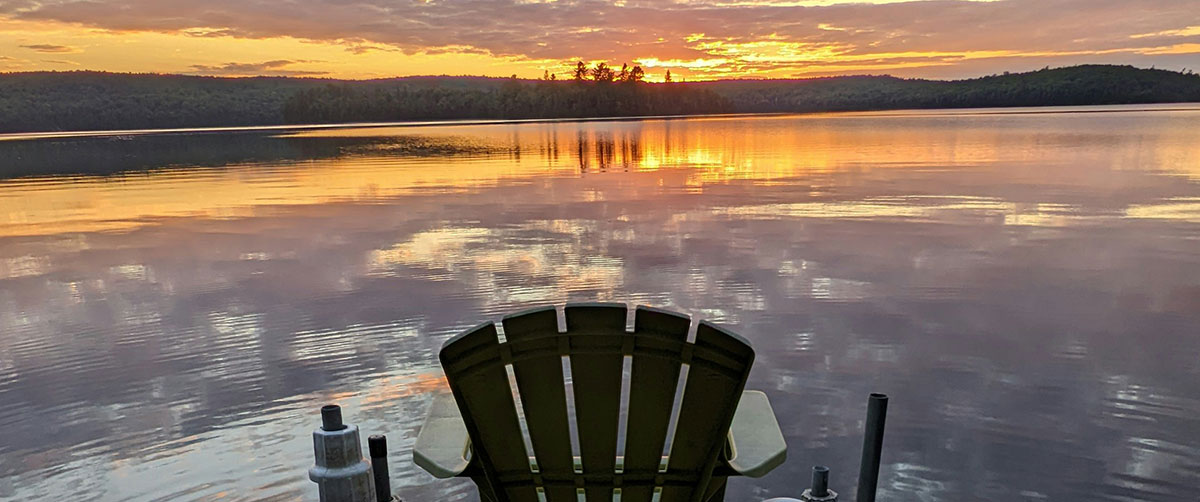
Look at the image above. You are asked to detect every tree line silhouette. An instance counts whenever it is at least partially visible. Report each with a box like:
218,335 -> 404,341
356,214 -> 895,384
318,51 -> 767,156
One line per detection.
1,65 -> 1198,133
0,72 -> 311,133
281,62 -> 729,123
693,65 -> 1200,112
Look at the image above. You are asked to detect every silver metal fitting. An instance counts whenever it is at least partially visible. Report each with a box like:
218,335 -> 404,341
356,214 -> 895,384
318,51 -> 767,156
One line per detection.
309,405 -> 376,502
801,488 -> 839,501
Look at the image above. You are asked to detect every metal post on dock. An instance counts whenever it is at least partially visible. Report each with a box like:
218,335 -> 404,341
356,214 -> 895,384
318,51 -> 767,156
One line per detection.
855,393 -> 888,502
368,435 -> 392,502
800,465 -> 838,501
764,465 -> 838,502
309,404 -> 376,502
812,466 -> 829,496
771,393 -> 889,502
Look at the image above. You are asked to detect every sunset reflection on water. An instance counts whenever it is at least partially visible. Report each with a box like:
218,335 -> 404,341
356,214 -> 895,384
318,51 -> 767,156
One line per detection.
1,105 -> 1199,501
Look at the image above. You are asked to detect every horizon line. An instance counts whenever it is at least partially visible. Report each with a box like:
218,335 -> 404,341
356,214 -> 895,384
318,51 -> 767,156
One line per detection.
1,63 -> 1194,84
5,103 -> 1199,142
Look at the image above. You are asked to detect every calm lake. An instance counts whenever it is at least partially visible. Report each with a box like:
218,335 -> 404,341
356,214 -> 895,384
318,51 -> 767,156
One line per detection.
1,105 -> 1199,501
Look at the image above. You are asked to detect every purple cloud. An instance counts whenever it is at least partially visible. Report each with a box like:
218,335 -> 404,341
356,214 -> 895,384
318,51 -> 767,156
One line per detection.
187,59 -> 328,76
20,43 -> 79,53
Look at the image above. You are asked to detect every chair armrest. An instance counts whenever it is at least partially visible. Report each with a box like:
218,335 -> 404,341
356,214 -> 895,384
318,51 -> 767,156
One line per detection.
413,392 -> 471,478
725,390 -> 787,478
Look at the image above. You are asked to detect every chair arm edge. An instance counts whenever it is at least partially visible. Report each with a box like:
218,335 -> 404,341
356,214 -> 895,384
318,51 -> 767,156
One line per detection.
412,392 -> 472,479
725,390 -> 787,478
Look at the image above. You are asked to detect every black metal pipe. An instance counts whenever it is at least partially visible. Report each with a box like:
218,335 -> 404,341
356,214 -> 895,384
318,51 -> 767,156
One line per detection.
369,434 -> 391,502
811,465 -> 830,498
856,393 -> 888,502
320,404 -> 345,431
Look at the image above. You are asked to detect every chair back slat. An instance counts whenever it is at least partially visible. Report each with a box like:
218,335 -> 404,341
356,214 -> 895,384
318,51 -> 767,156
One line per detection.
658,322 -> 754,502
503,307 -> 576,502
440,306 -> 753,502
440,322 -> 537,502
622,306 -> 691,502
564,303 -> 627,502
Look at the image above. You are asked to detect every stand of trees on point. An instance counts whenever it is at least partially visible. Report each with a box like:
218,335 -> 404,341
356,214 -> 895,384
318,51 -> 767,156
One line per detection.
281,61 -> 730,123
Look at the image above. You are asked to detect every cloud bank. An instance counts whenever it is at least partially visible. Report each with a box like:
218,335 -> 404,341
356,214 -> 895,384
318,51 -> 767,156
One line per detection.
1,0 -> 1198,77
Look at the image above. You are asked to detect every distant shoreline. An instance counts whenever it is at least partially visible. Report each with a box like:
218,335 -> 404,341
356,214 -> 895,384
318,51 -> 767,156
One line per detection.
0,112 -> 768,142
3,103 -> 1199,143
3,65 -> 1199,136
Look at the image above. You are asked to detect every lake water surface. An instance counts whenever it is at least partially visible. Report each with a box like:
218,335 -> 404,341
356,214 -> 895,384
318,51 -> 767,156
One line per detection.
1,105 -> 1199,501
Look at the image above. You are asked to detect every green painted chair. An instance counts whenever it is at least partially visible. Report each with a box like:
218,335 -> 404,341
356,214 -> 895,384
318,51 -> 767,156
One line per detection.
414,304 -> 786,502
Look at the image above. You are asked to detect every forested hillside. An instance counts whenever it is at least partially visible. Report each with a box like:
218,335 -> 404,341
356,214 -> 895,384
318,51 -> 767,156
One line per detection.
0,72 -> 515,132
1,65 -> 1197,133
0,72 -> 323,132
695,65 -> 1200,112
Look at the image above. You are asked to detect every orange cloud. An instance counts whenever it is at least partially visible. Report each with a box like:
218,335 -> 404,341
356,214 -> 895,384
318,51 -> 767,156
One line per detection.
0,0 -> 1197,79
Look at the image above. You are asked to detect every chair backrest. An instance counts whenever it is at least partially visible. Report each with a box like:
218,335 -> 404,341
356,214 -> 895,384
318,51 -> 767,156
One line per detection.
440,303 -> 755,502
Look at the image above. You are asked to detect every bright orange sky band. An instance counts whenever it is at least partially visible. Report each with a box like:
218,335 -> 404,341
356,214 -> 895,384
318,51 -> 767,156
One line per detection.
1,0 -> 1198,81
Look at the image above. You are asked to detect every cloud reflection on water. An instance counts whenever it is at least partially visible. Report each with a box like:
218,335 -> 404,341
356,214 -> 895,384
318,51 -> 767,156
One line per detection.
0,106 -> 1199,501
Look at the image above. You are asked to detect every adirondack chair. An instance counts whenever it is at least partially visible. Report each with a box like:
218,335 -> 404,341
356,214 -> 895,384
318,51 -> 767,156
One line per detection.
413,304 -> 787,502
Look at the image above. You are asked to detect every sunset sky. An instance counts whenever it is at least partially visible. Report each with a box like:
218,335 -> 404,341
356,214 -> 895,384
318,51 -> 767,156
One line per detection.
1,0 -> 1198,81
